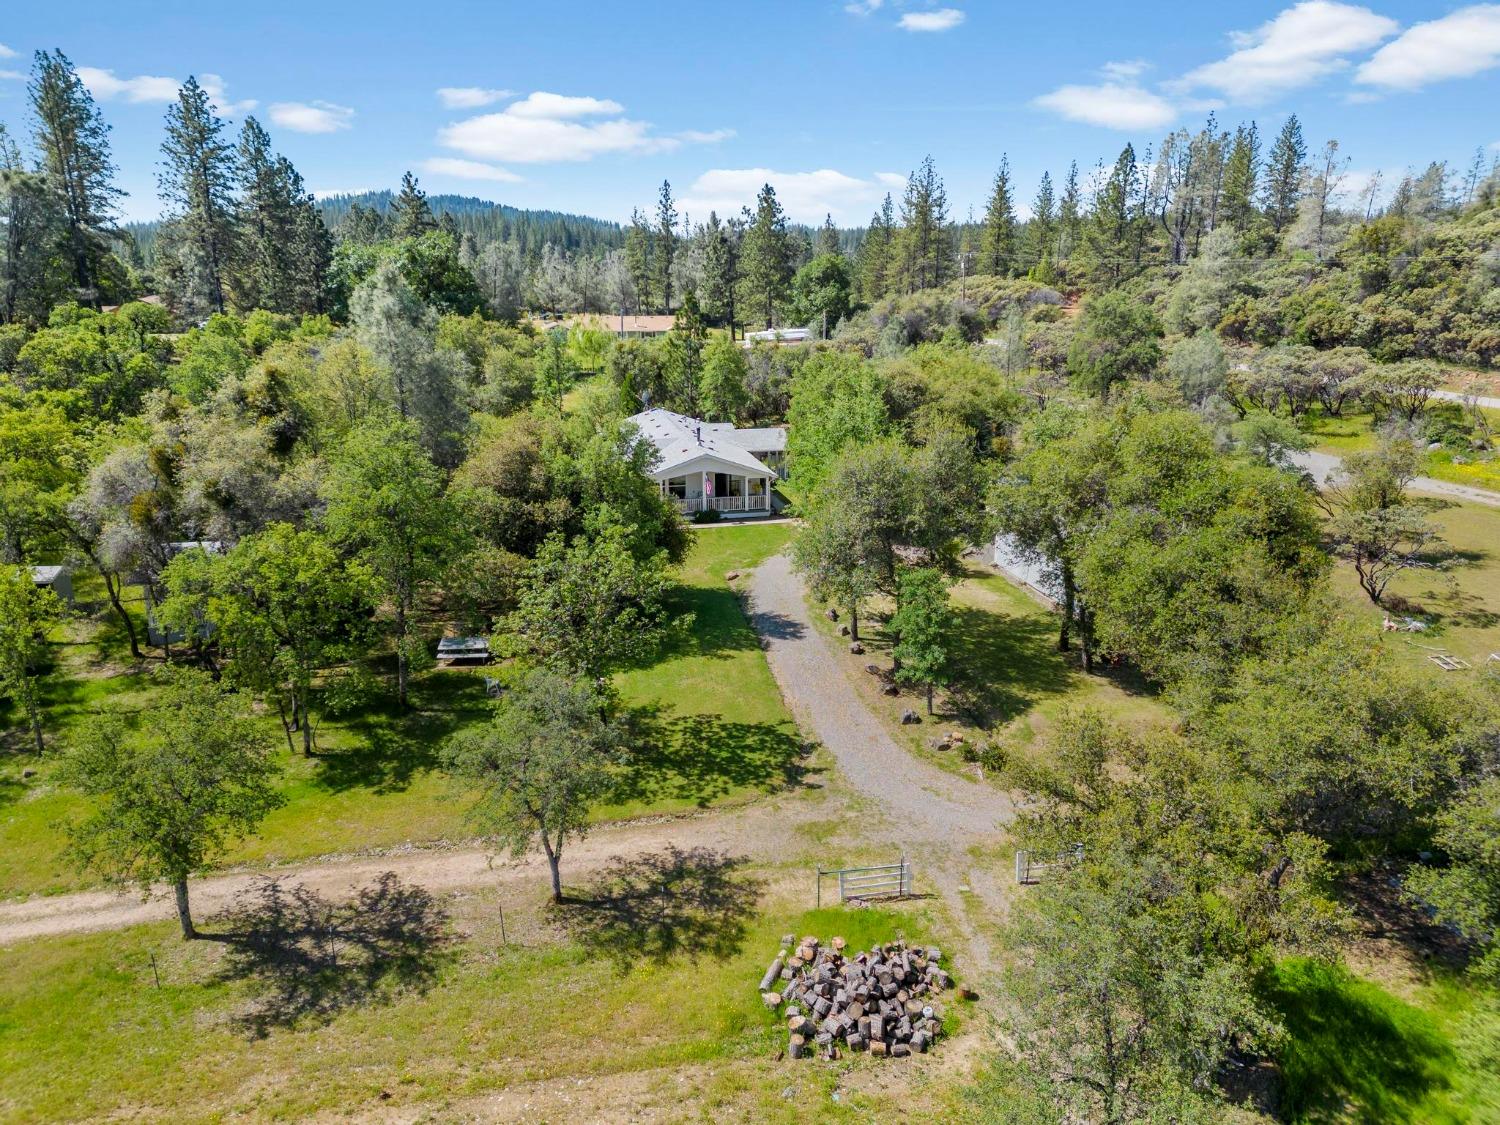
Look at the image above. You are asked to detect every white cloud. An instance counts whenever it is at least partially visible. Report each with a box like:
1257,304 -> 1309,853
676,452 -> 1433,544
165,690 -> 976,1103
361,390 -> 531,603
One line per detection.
0,43 -> 16,59
436,86 -> 514,109
845,0 -> 883,13
76,67 -> 258,116
875,171 -> 908,188
78,67 -> 179,103
899,8 -> 966,32
1101,59 -> 1151,80
1174,1 -> 1397,101
0,70 -> 21,81
1355,5 -> 1500,90
1033,80 -> 1177,130
199,74 -> 256,117
438,90 -> 723,164
503,92 -> 624,119
679,168 -> 895,224
420,156 -> 523,183
677,128 -> 735,144
269,100 -> 354,133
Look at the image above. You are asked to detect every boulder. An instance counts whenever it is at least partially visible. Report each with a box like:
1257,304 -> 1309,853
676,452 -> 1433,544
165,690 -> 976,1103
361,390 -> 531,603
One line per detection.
849,642 -> 865,655
900,708 -> 920,724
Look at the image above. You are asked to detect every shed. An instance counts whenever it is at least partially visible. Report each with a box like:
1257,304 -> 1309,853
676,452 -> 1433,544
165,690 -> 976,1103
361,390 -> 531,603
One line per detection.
29,565 -> 73,605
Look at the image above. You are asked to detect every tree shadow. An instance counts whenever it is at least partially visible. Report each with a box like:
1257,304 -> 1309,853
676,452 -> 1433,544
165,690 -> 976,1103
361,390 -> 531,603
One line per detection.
942,604 -> 1078,728
612,704 -> 819,807
747,608 -> 806,642
1261,957 -> 1456,1121
207,872 -> 455,1038
310,674 -> 492,795
548,845 -> 763,970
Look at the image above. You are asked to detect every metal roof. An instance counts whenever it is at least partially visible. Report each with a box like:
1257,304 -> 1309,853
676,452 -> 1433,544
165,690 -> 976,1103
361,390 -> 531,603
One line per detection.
627,409 -> 775,476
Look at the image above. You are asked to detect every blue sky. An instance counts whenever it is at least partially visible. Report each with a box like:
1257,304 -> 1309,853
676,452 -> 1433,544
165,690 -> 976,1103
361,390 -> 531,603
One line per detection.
2,0 -> 1498,225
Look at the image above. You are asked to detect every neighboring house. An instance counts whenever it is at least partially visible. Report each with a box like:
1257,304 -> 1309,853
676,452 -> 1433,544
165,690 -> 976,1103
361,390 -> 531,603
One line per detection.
628,409 -> 786,517
537,313 -> 676,339
744,326 -> 812,346
29,565 -> 73,605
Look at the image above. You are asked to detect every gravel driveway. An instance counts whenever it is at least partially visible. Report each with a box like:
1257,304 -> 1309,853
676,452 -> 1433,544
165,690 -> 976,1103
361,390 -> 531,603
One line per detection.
747,553 -> 1012,840
1291,449 -> 1500,508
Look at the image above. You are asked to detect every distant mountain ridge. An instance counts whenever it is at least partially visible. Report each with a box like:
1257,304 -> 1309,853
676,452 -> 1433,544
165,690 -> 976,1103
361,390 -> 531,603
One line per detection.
125,191 -> 625,265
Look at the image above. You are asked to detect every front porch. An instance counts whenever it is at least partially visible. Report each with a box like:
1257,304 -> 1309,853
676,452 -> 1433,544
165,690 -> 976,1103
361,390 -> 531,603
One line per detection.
662,469 -> 773,517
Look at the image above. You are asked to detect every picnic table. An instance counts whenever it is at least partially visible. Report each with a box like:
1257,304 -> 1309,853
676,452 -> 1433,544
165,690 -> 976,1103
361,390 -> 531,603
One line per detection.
436,636 -> 492,665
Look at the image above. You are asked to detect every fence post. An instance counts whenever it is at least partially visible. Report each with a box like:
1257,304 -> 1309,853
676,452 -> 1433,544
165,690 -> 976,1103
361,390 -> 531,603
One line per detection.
816,865 -> 822,909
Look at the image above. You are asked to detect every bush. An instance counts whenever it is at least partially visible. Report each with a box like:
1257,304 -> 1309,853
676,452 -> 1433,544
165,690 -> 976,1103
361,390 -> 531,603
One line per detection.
692,508 -> 722,524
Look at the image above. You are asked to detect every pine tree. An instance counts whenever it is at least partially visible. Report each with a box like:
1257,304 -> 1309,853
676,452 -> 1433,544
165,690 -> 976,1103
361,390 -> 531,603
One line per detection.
816,213 -> 841,257
1082,146 -> 1142,288
0,125 -> 68,323
1026,171 -> 1055,273
978,156 -> 1017,276
624,208 -> 654,312
897,155 -> 950,291
390,171 -> 437,238
1221,122 -> 1260,231
653,180 -> 677,312
859,194 -> 896,302
27,49 -> 122,305
158,76 -> 239,316
234,116 -> 329,312
699,211 -> 741,333
1261,115 -> 1306,233
1057,161 -> 1082,263
739,183 -> 793,328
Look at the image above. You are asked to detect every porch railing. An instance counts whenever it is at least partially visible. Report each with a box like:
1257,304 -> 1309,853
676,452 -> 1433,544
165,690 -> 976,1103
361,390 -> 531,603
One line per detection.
673,496 -> 769,514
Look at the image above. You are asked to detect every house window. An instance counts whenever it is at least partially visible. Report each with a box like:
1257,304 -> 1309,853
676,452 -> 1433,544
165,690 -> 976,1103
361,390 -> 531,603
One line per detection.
666,476 -> 688,499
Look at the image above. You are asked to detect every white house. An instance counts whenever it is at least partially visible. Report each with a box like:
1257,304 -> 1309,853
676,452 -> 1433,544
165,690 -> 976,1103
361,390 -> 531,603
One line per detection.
629,409 -> 786,517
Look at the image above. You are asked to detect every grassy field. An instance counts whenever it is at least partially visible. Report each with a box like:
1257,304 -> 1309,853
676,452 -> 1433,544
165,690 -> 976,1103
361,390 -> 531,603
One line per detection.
0,874 -> 972,1123
0,523 -> 801,899
808,563 -> 1172,777
1265,958 -> 1500,1123
1302,408 -> 1500,493
1329,497 -> 1500,677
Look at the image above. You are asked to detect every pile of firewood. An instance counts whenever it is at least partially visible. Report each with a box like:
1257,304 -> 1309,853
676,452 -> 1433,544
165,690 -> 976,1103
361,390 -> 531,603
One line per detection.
758,935 -> 950,1060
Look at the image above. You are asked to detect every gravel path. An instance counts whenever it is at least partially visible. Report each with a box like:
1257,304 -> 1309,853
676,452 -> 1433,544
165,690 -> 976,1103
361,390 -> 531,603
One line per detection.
0,801 -> 818,944
1291,449 -> 1500,508
747,552 -> 1012,840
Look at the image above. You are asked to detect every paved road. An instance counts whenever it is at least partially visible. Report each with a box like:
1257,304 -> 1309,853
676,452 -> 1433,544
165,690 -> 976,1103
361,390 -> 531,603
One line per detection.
1290,449 -> 1500,508
1433,389 -> 1500,411
747,553 -> 1013,839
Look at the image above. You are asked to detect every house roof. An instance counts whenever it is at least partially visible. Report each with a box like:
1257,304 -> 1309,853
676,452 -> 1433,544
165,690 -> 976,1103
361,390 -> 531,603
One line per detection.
627,409 -> 775,476
716,426 -> 787,453
536,314 -> 676,336
29,565 -> 65,584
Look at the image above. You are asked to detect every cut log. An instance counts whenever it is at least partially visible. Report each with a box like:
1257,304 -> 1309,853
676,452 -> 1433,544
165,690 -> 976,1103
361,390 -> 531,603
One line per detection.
912,1031 -> 930,1053
759,958 -> 785,993
762,991 -> 782,1009
787,1015 -> 811,1036
891,1042 -> 911,1058
870,1039 -> 888,1057
789,1033 -> 808,1059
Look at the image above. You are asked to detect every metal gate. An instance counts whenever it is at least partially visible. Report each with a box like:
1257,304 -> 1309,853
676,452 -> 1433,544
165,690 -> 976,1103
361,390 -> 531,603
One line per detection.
1014,844 -> 1084,884
816,856 -> 913,905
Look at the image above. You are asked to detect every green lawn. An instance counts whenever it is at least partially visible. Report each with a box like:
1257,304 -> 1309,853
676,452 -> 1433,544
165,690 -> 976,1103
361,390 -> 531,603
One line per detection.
1302,407 -> 1500,494
1264,958 -> 1500,1123
809,564 -> 1171,775
0,524 -> 802,898
0,879 -> 966,1123
1330,498 -> 1500,677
